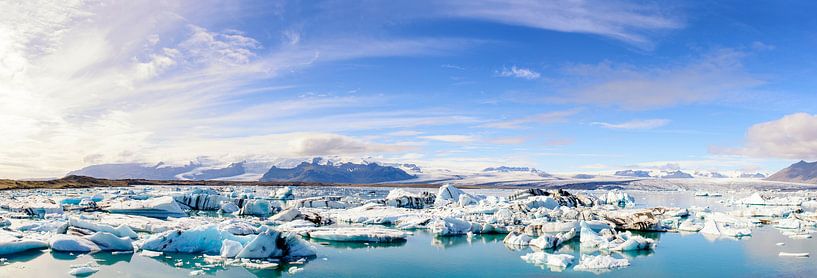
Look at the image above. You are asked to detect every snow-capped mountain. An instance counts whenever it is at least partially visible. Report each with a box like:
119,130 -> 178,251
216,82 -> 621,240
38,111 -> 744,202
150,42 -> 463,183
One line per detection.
259,158 -> 415,183
614,170 -> 652,178
482,166 -> 552,177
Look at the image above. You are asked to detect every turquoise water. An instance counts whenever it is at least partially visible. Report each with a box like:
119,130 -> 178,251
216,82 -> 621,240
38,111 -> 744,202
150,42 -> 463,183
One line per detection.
1,189 -> 815,277
1,227 -> 815,277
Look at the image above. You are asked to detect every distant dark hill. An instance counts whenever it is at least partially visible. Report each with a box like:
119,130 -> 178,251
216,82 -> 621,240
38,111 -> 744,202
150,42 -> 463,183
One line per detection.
260,160 -> 415,183
767,160 -> 817,184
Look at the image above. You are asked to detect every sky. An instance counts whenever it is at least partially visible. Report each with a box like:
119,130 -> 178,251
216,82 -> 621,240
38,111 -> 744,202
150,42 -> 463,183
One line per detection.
2,0 -> 817,179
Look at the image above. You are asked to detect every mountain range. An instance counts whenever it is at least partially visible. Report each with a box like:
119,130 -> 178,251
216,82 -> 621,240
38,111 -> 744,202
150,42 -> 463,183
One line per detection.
766,160 -> 817,184
67,157 -> 791,185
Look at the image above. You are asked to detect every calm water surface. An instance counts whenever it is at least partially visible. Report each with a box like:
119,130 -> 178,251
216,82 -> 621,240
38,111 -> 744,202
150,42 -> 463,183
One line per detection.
1,190 -> 814,277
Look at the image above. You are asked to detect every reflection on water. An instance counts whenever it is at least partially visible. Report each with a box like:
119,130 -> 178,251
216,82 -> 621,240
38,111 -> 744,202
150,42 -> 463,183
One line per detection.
2,191 -> 817,277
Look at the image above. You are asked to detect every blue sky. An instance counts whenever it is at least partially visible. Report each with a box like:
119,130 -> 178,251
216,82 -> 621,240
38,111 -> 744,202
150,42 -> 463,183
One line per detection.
2,0 -> 817,178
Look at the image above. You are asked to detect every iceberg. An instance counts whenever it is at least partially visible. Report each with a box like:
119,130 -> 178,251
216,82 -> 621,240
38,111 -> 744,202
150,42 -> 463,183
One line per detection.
107,196 -> 187,219
503,232 -> 533,247
269,207 -> 301,222
0,235 -> 49,255
220,239 -> 243,258
49,234 -> 100,252
308,227 -> 410,242
700,219 -> 751,237
529,228 -> 576,250
86,232 -> 134,251
678,220 -> 703,232
602,191 -> 636,208
435,184 -> 470,207
384,189 -> 435,209
174,193 -> 227,211
237,199 -> 278,217
141,224 -> 246,254
69,217 -> 138,239
291,196 -> 347,209
236,229 -> 315,259
272,187 -> 295,200
69,266 -> 99,276
573,254 -> 630,272
430,217 -> 473,236
520,252 -> 575,269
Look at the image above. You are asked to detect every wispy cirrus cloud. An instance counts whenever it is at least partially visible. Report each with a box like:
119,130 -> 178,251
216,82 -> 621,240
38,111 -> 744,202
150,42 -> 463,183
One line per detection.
558,48 -> 765,110
480,109 -> 579,129
420,135 -> 477,143
0,1 -> 473,178
592,119 -> 670,129
438,0 -> 684,47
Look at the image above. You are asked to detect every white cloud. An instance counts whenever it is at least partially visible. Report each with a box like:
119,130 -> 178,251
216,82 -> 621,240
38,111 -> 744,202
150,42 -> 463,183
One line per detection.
420,135 -> 477,143
592,119 -> 670,129
481,109 -> 578,129
497,66 -> 541,80
0,1 -> 472,178
714,113 -> 817,160
439,0 -> 683,46
561,48 -> 764,110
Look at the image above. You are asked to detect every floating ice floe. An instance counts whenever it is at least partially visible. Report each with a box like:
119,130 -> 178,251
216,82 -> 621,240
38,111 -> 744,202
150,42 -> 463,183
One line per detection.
141,224 -> 315,260
308,227 -> 410,242
778,252 -> 809,257
579,221 -> 656,251
573,254 -> 630,272
383,189 -> 435,209
602,191 -> 636,208
49,234 -> 100,252
699,219 -> 752,237
520,252 -> 575,270
529,229 -> 576,250
237,199 -> 279,217
0,233 -> 49,255
68,266 -> 99,276
106,196 -> 187,219
69,217 -> 138,239
86,232 -> 134,251
141,224 -> 250,253
291,197 -> 347,209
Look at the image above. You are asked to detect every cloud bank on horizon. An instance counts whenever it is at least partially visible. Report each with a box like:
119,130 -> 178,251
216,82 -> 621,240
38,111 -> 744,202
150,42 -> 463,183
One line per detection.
1,0 -> 817,178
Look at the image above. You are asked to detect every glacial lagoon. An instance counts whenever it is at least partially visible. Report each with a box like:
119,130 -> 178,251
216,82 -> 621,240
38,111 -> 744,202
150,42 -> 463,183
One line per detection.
0,187 -> 815,277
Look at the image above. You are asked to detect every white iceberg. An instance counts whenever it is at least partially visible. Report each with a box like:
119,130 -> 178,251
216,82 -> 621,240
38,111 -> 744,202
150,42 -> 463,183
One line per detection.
69,217 -> 138,239
308,227 -> 410,242
220,239 -> 243,258
700,219 -> 751,237
0,234 -> 49,255
141,224 -> 248,254
236,229 -> 315,259
107,196 -> 187,219
529,229 -> 576,250
573,254 -> 630,272
86,232 -> 134,251
49,234 -> 100,252
69,266 -> 99,276
520,252 -> 575,269
238,199 -> 278,216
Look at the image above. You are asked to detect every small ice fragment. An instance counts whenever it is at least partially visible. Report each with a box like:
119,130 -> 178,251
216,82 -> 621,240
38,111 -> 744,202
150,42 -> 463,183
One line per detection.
140,250 -> 163,257
779,252 -> 809,257
288,267 -> 303,274
69,266 -> 99,276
